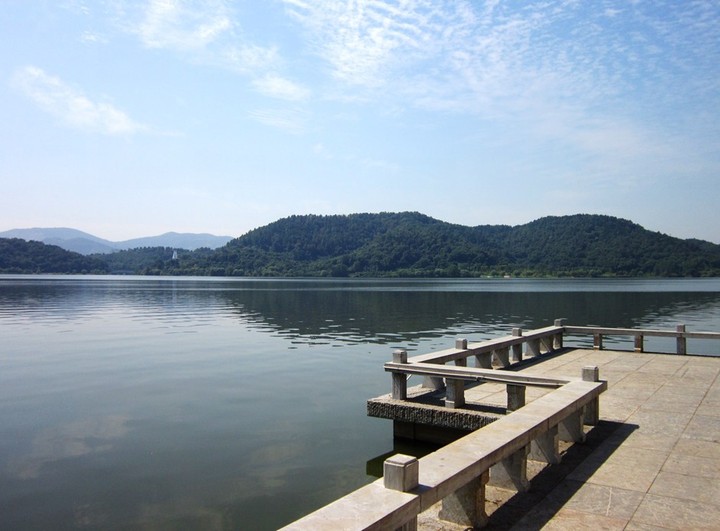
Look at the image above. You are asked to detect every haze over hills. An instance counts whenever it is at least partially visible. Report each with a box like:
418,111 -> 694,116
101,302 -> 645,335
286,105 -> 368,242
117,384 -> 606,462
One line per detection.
0,228 -> 233,255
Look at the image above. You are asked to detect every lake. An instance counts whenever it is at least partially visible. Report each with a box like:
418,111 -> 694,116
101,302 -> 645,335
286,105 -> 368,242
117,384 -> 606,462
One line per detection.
1,275 -> 719,530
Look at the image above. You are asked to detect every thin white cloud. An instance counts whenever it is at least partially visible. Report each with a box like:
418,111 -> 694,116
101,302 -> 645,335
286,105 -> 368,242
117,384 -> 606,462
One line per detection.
248,108 -> 307,134
80,31 -> 108,44
133,0 -> 232,50
12,66 -> 147,135
116,0 -> 280,74
253,75 -> 310,101
218,43 -> 280,74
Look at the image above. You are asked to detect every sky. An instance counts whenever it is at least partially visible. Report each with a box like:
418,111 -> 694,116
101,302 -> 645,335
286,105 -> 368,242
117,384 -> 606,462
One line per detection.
1,1 -> 719,243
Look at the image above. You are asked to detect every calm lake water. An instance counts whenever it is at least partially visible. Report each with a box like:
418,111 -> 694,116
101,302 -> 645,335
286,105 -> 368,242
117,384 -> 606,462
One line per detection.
1,275 -> 719,530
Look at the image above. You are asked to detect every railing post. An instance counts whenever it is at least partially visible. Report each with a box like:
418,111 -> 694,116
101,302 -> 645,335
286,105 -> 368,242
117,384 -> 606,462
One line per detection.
511,328 -> 523,362
506,384 -> 526,412
593,333 -> 603,350
634,334 -> 644,352
447,339 -> 467,408
384,454 -> 419,531
438,470 -> 489,528
446,378 -> 465,409
455,338 -> 468,367
493,346 -> 510,368
526,338 -> 540,358
489,445 -> 529,492
582,366 -> 600,425
475,351 -> 492,369
392,349 -> 408,400
676,324 -> 687,355
384,454 -> 419,492
529,425 -> 560,464
553,318 -> 566,349
559,408 -> 586,443
540,335 -> 553,354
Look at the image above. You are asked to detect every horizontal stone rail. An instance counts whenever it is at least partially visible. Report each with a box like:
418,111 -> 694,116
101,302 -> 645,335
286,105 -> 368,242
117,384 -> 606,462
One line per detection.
384,362 -> 569,388
564,324 -> 720,355
281,372 -> 606,530
408,323 -> 565,365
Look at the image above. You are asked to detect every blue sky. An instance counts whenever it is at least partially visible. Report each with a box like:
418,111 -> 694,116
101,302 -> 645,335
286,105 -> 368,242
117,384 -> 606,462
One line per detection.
1,1 -> 718,242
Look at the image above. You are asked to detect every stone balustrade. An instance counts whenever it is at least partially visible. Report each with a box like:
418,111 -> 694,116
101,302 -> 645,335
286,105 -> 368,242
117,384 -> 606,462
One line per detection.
281,368 -> 606,530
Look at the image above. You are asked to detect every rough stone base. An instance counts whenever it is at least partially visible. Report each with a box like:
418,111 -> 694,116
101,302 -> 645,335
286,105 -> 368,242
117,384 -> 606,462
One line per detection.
367,386 -> 501,443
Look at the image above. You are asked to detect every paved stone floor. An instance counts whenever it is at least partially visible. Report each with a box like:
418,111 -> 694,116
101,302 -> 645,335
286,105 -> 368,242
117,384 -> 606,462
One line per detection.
418,348 -> 720,530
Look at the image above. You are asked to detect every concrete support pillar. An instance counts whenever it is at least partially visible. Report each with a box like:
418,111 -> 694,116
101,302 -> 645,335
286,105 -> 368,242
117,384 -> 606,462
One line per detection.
511,328 -> 523,363
446,379 -> 465,409
559,408 -> 586,443
530,425 -> 560,464
493,347 -> 510,368
506,384 -> 526,412
540,336 -> 553,354
422,371 -> 445,390
438,470 -> 489,528
392,349 -> 408,400
582,366 -> 600,425
490,445 -> 529,491
676,324 -> 687,355
593,333 -> 603,350
634,335 -> 644,352
526,338 -> 540,358
475,352 -> 492,369
384,454 -> 419,531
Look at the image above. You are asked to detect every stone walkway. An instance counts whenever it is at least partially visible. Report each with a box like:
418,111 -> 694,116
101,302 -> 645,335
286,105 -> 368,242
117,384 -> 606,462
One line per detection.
420,348 -> 720,530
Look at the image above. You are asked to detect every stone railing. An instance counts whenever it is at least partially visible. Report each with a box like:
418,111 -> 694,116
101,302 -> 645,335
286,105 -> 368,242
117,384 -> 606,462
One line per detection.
281,367 -> 606,530
563,324 -> 720,355
281,321 -> 717,530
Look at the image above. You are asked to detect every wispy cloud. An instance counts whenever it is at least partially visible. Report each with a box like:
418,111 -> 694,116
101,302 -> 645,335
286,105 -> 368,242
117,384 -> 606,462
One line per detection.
12,66 -> 148,135
253,74 -> 310,101
279,0 -> 719,189
117,0 -> 280,73
132,0 -> 232,50
248,108 -> 307,134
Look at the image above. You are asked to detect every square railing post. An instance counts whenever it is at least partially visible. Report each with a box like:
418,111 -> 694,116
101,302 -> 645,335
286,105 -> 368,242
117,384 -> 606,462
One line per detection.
392,349 -> 408,400
593,333 -> 603,350
553,318 -> 566,349
506,384 -> 526,412
446,378 -> 465,408
445,339 -> 467,408
676,324 -> 687,355
455,338 -> 468,368
384,454 -> 419,531
511,328 -> 523,362
634,334 -> 644,352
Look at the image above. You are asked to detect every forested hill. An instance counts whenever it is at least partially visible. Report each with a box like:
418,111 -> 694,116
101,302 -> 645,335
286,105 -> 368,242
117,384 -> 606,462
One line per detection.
0,238 -> 109,274
169,212 -> 720,277
2,213 -> 720,277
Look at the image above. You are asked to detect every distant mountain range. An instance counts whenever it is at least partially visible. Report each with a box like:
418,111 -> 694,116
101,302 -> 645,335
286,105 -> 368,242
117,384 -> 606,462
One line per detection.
0,228 -> 233,255
2,213 -> 720,277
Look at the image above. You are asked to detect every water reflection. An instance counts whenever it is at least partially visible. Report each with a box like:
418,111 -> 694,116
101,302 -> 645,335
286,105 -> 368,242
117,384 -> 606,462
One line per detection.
8,416 -> 130,480
2,277 -> 720,348
0,276 -> 719,530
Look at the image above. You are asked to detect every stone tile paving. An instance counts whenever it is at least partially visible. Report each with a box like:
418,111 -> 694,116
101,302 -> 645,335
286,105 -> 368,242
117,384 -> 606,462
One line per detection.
419,348 -> 720,530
